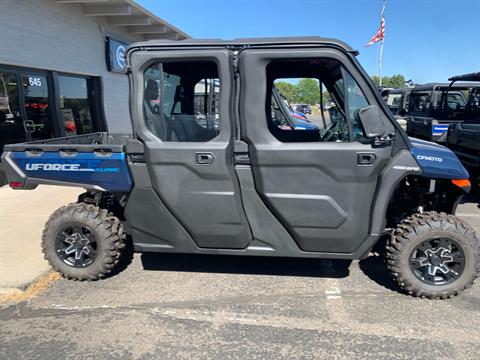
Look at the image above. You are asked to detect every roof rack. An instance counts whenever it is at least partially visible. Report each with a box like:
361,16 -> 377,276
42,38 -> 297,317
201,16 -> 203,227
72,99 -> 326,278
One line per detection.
448,72 -> 480,82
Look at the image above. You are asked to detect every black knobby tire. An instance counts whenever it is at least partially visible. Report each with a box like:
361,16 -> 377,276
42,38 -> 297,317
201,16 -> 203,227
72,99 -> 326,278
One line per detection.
387,211 -> 480,299
386,212 -> 480,299
42,202 -> 126,280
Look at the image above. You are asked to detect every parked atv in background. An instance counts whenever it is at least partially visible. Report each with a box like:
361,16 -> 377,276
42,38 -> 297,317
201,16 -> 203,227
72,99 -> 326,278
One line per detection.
2,37 -> 479,299
295,104 -> 312,115
442,72 -> 480,188
384,87 -> 413,130
407,82 -> 477,142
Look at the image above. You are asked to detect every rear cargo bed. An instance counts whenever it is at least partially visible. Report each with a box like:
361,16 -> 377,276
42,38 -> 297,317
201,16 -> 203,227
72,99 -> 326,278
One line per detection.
3,132 -> 131,153
1,133 -> 133,192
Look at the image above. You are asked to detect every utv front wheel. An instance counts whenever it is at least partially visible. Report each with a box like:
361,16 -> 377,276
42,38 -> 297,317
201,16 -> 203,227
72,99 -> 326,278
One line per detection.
387,212 -> 480,299
42,203 -> 126,280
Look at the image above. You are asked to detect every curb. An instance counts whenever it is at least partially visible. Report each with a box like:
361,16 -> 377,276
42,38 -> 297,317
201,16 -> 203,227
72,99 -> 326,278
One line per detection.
0,272 -> 61,304
0,288 -> 23,296
0,266 -> 52,292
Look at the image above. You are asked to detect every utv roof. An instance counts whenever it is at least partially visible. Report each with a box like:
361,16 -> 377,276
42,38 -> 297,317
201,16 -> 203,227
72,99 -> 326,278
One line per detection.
388,87 -> 414,94
412,83 -> 480,92
128,36 -> 356,53
448,72 -> 480,82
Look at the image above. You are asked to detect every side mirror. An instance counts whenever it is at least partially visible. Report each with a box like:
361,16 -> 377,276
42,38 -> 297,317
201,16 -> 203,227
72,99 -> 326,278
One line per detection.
358,105 -> 385,139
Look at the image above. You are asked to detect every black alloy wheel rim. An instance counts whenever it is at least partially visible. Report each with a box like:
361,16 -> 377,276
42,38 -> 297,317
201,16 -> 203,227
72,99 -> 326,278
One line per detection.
55,223 -> 98,268
409,237 -> 465,286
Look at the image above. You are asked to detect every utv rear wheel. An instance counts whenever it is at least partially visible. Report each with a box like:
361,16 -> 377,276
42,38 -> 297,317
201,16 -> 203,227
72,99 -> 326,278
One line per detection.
387,212 -> 480,299
42,203 -> 126,280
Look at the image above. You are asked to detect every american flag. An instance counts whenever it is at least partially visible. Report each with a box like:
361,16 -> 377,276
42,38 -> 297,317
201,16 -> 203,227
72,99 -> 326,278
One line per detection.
366,1 -> 386,47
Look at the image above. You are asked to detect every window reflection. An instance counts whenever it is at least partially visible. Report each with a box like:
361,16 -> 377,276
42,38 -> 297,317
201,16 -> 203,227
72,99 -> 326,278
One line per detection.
58,76 -> 94,135
21,74 -> 54,140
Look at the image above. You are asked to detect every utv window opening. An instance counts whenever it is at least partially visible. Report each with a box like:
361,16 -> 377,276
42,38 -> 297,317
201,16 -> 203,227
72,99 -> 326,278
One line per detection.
266,58 -> 372,143
143,61 -> 221,142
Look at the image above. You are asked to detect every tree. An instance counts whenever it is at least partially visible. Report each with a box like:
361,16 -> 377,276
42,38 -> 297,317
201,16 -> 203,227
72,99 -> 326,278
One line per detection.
296,78 -> 320,105
371,74 -> 407,88
274,81 -> 297,102
274,79 -> 320,105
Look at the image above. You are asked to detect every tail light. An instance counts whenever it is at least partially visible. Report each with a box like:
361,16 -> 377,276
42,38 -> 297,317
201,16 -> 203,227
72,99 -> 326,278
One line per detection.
451,179 -> 471,189
9,181 -> 24,189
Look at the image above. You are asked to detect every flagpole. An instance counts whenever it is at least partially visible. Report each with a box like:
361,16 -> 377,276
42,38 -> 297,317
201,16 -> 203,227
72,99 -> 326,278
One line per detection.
366,0 -> 386,85
378,0 -> 385,86
378,37 -> 384,86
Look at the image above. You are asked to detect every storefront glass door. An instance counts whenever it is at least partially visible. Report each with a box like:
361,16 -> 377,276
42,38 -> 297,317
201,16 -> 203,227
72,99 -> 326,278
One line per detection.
0,70 -> 25,150
20,72 -> 55,141
1,65 -> 104,155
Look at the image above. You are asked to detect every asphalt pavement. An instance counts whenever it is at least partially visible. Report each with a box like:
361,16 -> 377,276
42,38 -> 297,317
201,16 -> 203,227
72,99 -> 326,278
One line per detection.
0,195 -> 479,359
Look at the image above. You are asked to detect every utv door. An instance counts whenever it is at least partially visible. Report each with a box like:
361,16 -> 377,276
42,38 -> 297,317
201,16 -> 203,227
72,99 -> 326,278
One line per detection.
129,49 -> 251,249
239,48 -> 395,254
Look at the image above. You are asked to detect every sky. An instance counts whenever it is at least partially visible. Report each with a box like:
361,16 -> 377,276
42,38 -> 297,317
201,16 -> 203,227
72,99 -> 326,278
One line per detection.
136,0 -> 480,84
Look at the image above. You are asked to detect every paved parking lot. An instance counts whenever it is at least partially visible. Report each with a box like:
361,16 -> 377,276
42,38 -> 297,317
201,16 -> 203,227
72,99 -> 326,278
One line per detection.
0,195 -> 479,359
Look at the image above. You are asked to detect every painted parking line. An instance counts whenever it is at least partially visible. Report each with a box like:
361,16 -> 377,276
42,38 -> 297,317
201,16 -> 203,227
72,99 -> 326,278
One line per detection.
325,287 -> 342,300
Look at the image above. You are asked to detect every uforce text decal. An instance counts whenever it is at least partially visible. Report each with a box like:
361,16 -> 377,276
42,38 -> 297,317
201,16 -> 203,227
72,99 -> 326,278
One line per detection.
24,160 -> 120,173
416,155 -> 443,163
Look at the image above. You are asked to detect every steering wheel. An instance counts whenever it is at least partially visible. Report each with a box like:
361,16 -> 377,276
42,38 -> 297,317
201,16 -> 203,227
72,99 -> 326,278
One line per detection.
321,121 -> 340,142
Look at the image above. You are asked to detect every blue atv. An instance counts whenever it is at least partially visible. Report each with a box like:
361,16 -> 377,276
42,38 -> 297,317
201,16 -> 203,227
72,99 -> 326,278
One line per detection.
1,37 -> 478,299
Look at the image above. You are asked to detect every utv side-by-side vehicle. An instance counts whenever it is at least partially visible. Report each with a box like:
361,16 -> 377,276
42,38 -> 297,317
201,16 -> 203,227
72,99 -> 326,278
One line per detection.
383,87 -> 413,130
1,37 -> 479,299
407,81 -> 479,142
443,72 -> 480,187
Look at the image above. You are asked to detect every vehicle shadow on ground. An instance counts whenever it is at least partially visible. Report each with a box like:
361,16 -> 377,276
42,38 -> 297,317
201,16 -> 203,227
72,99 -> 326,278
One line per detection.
359,254 -> 401,292
107,237 -> 135,279
141,253 -> 352,279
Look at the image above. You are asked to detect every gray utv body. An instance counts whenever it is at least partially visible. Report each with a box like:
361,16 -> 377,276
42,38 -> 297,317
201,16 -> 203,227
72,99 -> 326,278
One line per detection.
384,87 -> 413,130
407,81 -> 479,142
444,72 -> 480,181
1,37 -> 471,260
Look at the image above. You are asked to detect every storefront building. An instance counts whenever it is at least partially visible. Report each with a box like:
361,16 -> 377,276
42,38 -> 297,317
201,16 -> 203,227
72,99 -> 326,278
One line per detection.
0,0 -> 188,172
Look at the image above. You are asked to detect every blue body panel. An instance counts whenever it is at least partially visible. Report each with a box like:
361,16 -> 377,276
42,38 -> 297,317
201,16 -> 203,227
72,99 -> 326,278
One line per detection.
293,118 -> 319,130
410,137 -> 469,180
11,151 -> 132,192
432,124 -> 449,137
292,110 -> 308,120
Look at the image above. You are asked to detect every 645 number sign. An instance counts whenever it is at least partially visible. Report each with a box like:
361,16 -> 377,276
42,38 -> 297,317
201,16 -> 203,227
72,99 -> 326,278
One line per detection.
28,77 -> 42,87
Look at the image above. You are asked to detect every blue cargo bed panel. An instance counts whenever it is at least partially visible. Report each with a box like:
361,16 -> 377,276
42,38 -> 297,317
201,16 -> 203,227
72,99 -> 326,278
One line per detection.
11,151 -> 132,192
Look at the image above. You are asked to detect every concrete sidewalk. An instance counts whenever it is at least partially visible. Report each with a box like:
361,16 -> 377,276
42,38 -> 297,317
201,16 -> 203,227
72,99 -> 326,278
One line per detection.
0,185 -> 81,292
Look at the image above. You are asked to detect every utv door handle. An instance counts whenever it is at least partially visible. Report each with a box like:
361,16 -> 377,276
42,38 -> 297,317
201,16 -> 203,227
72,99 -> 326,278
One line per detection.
357,152 -> 376,166
195,152 -> 215,165
23,120 -> 36,133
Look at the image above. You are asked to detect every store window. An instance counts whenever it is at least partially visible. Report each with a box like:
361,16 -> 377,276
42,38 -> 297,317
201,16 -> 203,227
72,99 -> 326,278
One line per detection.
58,76 -> 95,136
0,66 -> 105,153
0,71 -> 24,148
21,73 -> 55,140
